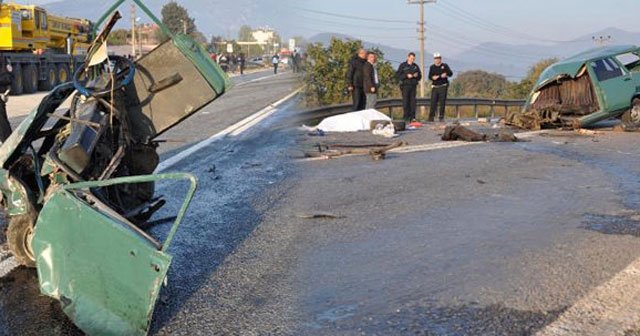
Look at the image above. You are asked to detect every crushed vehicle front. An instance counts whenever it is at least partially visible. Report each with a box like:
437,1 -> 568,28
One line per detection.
0,1 -> 228,334
507,45 -> 640,129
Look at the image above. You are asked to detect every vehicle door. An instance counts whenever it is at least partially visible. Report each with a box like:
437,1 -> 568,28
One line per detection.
30,173 -> 197,336
589,57 -> 635,114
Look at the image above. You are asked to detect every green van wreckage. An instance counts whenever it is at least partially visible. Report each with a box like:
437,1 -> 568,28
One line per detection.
0,1 -> 228,335
507,45 -> 640,129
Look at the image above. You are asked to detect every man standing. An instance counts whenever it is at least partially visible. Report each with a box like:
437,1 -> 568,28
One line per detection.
0,60 -> 13,142
396,52 -> 422,122
347,48 -> 367,111
272,53 -> 280,74
237,53 -> 246,75
363,52 -> 379,110
428,53 -> 453,122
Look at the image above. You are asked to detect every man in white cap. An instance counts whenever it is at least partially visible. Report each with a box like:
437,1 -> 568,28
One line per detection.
428,53 -> 453,122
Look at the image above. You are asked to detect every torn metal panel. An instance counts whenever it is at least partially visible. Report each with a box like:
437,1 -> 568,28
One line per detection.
510,45 -> 640,129
31,173 -> 197,336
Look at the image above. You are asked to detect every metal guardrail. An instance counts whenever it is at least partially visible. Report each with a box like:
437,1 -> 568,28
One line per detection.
299,98 -> 527,121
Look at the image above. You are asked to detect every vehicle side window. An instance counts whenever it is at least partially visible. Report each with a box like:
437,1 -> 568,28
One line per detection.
615,53 -> 640,70
590,58 -> 623,81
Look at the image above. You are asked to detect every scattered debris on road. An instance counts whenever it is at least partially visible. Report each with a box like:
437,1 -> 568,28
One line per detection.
304,141 -> 407,160
296,212 -> 346,220
442,122 -> 519,142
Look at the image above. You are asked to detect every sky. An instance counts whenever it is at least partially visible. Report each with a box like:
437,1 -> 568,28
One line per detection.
293,0 -> 640,56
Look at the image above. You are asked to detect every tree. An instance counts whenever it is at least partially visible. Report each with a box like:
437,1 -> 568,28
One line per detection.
450,70 -> 509,98
506,58 -> 558,99
238,25 -> 255,42
107,29 -> 129,45
157,1 -> 198,43
302,38 -> 399,107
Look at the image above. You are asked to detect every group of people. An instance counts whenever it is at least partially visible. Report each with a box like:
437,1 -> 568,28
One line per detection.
347,49 -> 453,122
217,53 -> 246,75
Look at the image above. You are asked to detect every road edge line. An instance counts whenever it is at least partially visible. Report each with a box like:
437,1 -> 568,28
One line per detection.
156,87 -> 302,172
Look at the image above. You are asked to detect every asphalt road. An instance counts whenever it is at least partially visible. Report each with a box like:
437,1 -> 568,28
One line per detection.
0,69 -> 300,336
153,124 -> 640,335
1,73 -> 640,335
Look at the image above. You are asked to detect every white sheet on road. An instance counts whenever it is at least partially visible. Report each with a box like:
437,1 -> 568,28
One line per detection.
316,109 -> 391,132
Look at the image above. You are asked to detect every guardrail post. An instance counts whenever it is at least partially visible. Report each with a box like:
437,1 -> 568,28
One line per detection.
388,106 -> 393,119
455,105 -> 460,119
474,104 -> 478,119
490,103 -> 496,119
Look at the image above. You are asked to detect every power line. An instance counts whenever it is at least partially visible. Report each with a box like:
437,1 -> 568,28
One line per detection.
296,7 -> 414,24
299,15 -> 415,31
437,0 -> 588,44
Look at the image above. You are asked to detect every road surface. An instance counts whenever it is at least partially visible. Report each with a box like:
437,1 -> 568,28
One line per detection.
1,75 -> 640,335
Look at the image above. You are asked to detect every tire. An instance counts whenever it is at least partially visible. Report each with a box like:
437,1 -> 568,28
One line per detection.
38,64 -> 58,91
10,63 -> 23,95
6,213 -> 36,268
57,63 -> 70,84
22,63 -> 38,94
622,98 -> 640,125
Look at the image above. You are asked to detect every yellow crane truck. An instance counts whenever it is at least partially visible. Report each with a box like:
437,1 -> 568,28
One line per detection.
0,2 -> 92,94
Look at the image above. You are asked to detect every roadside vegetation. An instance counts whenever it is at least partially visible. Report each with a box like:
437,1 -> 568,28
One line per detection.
301,37 -> 558,107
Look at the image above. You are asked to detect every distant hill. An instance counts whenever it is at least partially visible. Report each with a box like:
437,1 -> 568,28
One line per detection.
42,0 -> 296,38
309,28 -> 640,80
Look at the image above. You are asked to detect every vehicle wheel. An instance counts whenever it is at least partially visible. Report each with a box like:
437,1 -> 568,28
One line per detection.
10,63 -> 23,95
38,64 -> 58,91
622,98 -> 640,125
22,63 -> 38,94
57,63 -> 70,84
6,213 -> 36,267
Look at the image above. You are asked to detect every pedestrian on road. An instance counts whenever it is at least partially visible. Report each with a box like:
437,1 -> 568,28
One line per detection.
219,54 -> 229,72
396,52 -> 422,122
428,53 -> 453,122
291,51 -> 299,73
237,53 -> 246,75
347,48 -> 367,111
363,52 -> 379,110
0,60 -> 13,142
272,54 -> 280,74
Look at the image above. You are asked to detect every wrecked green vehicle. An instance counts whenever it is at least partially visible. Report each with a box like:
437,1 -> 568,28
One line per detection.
0,1 -> 227,334
508,45 -> 640,129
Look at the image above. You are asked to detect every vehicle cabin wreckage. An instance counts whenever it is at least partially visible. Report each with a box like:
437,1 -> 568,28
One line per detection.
0,0 -> 228,334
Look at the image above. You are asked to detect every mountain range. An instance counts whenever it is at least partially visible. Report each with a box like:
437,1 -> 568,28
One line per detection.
310,27 -> 640,80
41,0 -> 297,39
38,1 -> 640,80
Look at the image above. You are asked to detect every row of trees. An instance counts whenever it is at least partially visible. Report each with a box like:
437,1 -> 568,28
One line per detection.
449,59 -> 558,99
301,37 -> 558,107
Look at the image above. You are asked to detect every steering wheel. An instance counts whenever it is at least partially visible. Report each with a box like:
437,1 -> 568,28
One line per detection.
73,55 -> 136,98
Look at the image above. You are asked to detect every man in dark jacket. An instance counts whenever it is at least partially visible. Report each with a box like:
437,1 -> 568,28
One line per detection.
363,52 -> 379,110
347,48 -> 367,111
396,52 -> 422,122
0,60 -> 13,142
428,53 -> 453,122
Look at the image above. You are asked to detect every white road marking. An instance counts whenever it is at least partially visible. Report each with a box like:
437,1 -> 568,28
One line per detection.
537,257 -> 640,336
156,87 -> 302,172
235,72 -> 286,87
0,256 -> 19,278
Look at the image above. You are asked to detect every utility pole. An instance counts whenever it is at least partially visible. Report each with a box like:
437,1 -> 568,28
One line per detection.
130,4 -> 137,57
407,0 -> 436,99
182,19 -> 188,35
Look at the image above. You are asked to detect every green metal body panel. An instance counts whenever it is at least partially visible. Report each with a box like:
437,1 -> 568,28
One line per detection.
527,45 -> 640,127
31,173 -> 197,336
0,83 -> 74,216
